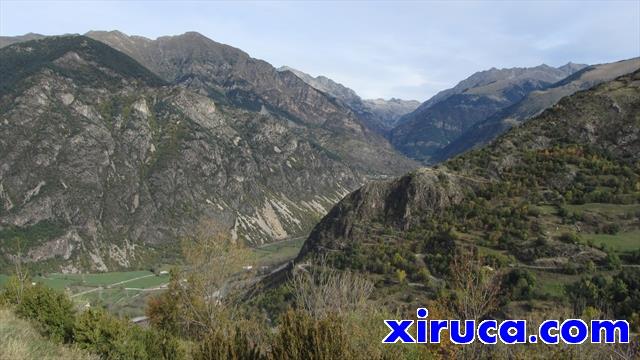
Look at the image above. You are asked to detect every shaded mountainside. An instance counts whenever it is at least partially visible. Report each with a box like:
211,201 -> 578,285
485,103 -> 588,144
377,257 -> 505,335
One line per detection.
85,31 -> 417,176
391,64 -> 588,163
277,66 -> 420,134
0,36 -> 383,272
297,69 -> 640,288
435,58 -> 640,162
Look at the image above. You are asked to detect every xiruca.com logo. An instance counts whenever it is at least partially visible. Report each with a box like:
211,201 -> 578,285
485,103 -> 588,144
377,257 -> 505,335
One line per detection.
382,309 -> 630,345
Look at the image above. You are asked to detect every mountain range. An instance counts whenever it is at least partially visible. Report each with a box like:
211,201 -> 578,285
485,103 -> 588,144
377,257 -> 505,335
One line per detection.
1,30 -> 638,276
0,33 -> 416,272
389,63 -> 589,162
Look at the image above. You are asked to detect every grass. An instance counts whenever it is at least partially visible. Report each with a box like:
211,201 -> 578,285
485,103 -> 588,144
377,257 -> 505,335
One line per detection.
44,271 -> 152,287
564,203 -> 640,217
0,307 -> 97,360
531,269 -> 618,298
1,271 -> 171,318
531,269 -> 583,297
120,275 -> 169,289
251,237 -> 305,266
0,238 -> 306,318
581,231 -> 640,252
533,204 -> 558,215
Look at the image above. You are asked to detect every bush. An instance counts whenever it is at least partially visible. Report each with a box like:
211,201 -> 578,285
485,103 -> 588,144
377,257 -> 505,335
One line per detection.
270,310 -> 350,360
75,308 -> 145,359
503,269 -> 536,301
193,326 -> 265,360
75,308 -> 183,360
605,251 -> 622,270
15,284 -> 75,343
600,223 -> 620,235
559,232 -> 581,244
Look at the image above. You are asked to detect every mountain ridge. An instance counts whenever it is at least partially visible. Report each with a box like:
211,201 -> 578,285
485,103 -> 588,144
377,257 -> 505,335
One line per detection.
84,30 -> 418,176
277,66 -> 420,133
390,63 -> 588,163
434,57 -> 640,162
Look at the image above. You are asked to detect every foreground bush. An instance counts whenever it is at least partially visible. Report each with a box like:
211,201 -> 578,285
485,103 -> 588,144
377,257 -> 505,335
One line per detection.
0,306 -> 97,360
271,309 -> 351,360
193,326 -> 265,360
14,283 -> 76,343
75,308 -> 184,360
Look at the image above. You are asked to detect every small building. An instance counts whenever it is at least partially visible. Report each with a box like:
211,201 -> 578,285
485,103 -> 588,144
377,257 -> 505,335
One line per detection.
131,316 -> 150,327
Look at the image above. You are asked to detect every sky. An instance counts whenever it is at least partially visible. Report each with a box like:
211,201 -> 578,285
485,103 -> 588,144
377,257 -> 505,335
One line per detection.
1,1 -> 639,100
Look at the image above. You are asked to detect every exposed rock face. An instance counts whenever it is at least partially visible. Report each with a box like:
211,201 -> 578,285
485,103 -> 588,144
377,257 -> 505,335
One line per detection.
85,31 -> 417,176
277,66 -> 420,134
0,36 -> 402,271
435,58 -> 640,162
296,168 -> 469,259
391,64 -> 588,163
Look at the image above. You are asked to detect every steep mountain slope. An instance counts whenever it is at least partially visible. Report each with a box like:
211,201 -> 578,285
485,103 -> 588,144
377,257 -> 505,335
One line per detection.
277,66 -> 420,133
85,31 -> 417,175
0,36 -> 377,272
297,69 -> 640,287
435,58 -> 640,162
390,64 -> 587,163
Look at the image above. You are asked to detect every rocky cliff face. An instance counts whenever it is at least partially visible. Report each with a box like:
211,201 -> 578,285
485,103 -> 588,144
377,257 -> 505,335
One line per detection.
391,64 -> 587,163
296,167 -> 470,259
0,36 -> 397,272
277,66 -> 419,134
435,58 -> 640,162
85,31 -> 417,176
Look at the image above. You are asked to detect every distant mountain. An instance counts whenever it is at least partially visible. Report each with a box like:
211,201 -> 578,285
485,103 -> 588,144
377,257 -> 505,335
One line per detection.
0,35 -> 415,272
435,58 -> 640,162
390,63 -> 588,163
361,98 -> 421,129
277,66 -> 420,133
0,33 -> 47,48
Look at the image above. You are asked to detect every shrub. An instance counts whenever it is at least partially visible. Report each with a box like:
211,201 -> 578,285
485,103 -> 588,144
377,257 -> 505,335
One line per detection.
600,223 -> 620,235
15,284 -> 75,343
193,326 -> 265,360
605,251 -> 622,270
559,232 -> 581,244
503,269 -> 536,301
75,308 -> 183,360
271,309 -> 350,360
74,308 -> 145,359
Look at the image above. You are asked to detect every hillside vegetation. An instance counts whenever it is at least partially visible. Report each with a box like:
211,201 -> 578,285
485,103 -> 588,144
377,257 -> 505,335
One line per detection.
290,70 -> 640,329
0,307 -> 96,360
